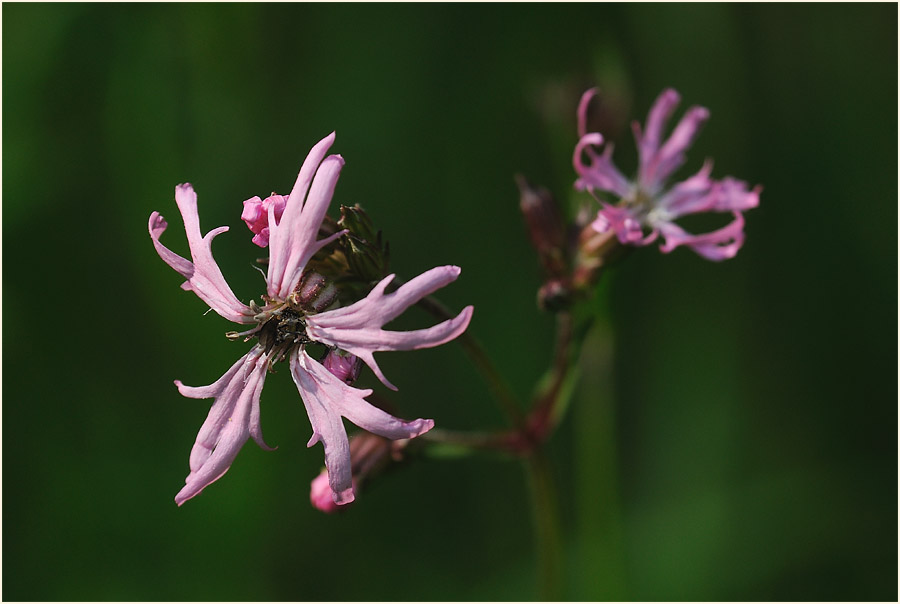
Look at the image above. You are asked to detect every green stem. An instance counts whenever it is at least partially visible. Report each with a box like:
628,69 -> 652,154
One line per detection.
420,427 -> 515,453
525,449 -> 563,600
528,310 -> 595,442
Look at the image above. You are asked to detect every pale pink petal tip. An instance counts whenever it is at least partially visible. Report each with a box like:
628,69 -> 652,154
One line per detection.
332,484 -> 356,506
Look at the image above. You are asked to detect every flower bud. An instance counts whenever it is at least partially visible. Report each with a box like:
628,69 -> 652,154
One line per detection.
538,279 -> 572,312
516,175 -> 568,281
290,271 -> 338,313
322,350 -> 363,385
310,472 -> 351,514
241,194 -> 287,248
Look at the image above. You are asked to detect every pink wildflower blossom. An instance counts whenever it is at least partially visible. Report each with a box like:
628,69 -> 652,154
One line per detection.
573,88 -> 760,261
149,132 -> 473,506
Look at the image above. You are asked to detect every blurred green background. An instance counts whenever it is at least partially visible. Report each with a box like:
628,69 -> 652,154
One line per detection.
3,3 -> 896,601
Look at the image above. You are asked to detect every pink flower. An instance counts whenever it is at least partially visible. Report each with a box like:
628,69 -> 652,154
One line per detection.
149,132 -> 473,506
573,88 -> 761,261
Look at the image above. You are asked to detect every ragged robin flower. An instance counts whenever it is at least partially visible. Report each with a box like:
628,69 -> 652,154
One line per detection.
149,132 -> 473,506
573,88 -> 761,261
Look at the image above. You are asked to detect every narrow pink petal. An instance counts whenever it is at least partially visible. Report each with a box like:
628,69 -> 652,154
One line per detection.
290,350 -> 355,505
572,133 -> 631,197
305,266 -> 473,390
713,178 -> 761,212
576,87 -> 599,138
299,350 -> 435,440
173,347 -> 270,506
637,88 -> 680,166
654,163 -> 716,218
266,134 -> 344,299
149,212 -> 193,279
292,349 -> 433,504
648,105 -> 709,188
276,156 -> 344,298
657,212 -> 746,261
308,267 -> 460,329
150,184 -> 254,324
657,165 -> 760,220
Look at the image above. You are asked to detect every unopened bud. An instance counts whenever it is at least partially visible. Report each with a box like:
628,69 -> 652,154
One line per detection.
290,271 -> 338,313
241,194 -> 287,248
322,350 -> 363,385
538,279 -> 572,312
516,174 -> 568,280
310,472 -> 353,514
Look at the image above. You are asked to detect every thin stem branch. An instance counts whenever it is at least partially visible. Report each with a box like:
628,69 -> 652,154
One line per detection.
527,310 -> 595,444
525,449 -> 563,600
420,427 -> 516,452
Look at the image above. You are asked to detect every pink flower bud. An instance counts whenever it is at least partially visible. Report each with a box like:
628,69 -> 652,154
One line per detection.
309,471 -> 346,513
515,174 -> 567,280
322,350 -> 363,384
242,194 -> 287,248
290,271 -> 338,313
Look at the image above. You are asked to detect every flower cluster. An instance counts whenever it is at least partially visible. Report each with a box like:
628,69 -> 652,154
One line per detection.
573,88 -> 760,261
149,132 -> 473,507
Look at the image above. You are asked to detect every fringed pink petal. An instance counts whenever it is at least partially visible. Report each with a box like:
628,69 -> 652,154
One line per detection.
305,266 -> 473,390
292,350 -> 434,504
574,90 -> 630,196
657,212 -> 746,261
656,164 -> 760,221
648,105 -> 709,189
149,212 -> 193,279
634,88 -> 710,194
572,90 -> 631,200
713,178 -> 761,213
290,350 -> 355,505
299,350 -> 434,440
635,88 -> 681,174
266,133 -> 346,299
149,184 -> 254,324
307,267 -> 459,329
173,347 -> 270,506
573,137 -> 631,197
576,87 -> 599,138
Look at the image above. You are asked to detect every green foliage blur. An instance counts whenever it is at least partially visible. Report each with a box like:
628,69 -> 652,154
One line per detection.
3,3 -> 896,601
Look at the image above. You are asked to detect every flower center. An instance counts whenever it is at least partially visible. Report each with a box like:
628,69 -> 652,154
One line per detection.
259,307 -> 311,357
623,188 -> 652,215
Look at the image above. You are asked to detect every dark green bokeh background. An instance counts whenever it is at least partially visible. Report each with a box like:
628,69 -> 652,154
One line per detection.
3,3 -> 896,601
